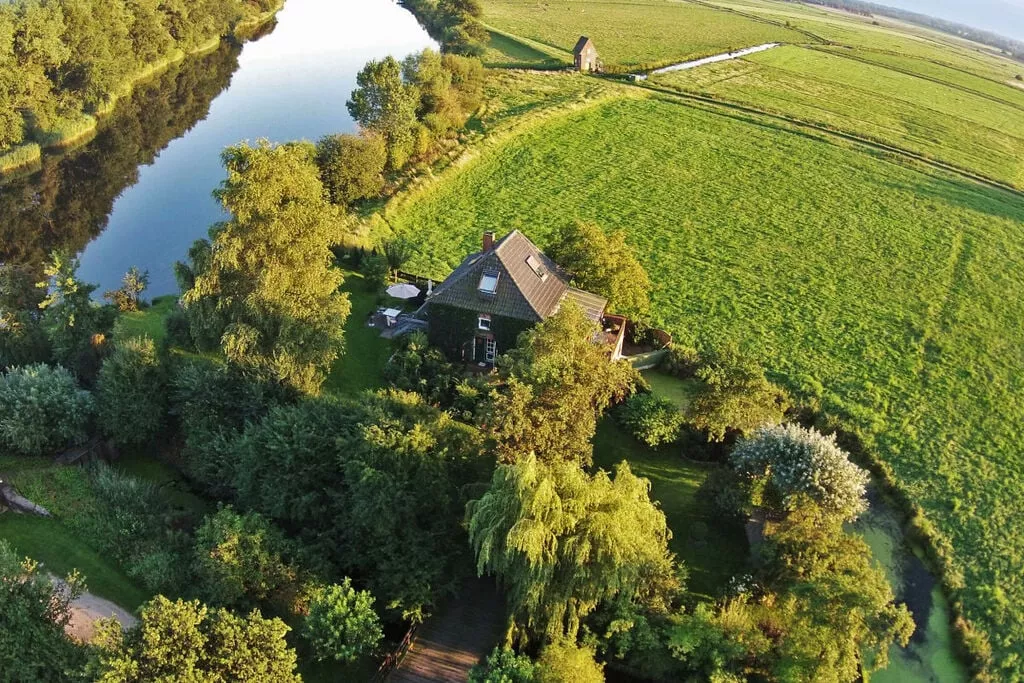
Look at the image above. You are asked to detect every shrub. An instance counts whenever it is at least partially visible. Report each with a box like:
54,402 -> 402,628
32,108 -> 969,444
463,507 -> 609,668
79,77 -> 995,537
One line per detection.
164,307 -> 193,349
469,647 -> 537,683
193,507 -> 292,608
731,423 -> 869,522
384,331 -> 462,406
96,337 -> 166,448
536,640 -> 604,683
361,254 -> 390,289
315,132 -> 387,206
618,393 -> 685,447
0,364 -> 94,456
661,345 -> 700,378
304,578 -> 384,663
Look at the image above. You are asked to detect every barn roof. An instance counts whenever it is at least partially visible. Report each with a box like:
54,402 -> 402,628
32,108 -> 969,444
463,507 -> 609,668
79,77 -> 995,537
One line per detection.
573,35 -> 594,55
429,230 -> 606,323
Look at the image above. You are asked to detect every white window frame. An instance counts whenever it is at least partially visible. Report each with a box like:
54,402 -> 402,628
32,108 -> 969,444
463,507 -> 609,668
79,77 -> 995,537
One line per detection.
478,314 -> 491,331
485,339 -> 497,362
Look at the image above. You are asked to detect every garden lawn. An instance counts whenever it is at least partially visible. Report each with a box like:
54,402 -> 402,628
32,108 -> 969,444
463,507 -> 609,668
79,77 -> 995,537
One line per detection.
0,513 -> 148,611
593,418 -> 747,599
651,45 -> 1024,187
113,294 -> 178,343
480,0 -> 808,71
323,270 -> 393,397
642,370 -> 701,411
387,94 -> 1024,675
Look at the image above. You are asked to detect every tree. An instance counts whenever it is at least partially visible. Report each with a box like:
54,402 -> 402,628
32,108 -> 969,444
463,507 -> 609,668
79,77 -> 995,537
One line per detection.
0,264 -> 50,369
488,301 -> 637,465
314,132 -> 386,205
304,578 -> 384,663
536,640 -> 605,683
181,141 -> 351,394
761,506 -> 914,681
618,393 -> 685,447
667,600 -> 769,682
545,222 -> 651,320
688,342 -> 789,442
346,56 -> 420,169
96,336 -> 165,448
37,250 -> 112,379
383,237 -> 415,282
731,423 -> 870,522
0,363 -> 93,456
192,507 -> 292,608
103,266 -> 149,312
469,647 -> 537,683
0,542 -> 86,682
467,455 -> 679,644
90,596 -> 300,682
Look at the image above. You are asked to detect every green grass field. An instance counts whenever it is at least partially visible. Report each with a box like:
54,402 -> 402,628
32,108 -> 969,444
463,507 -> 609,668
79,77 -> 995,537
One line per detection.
113,294 -> 179,342
480,0 -> 808,71
323,270 -> 394,397
651,45 -> 1024,187
387,93 -> 1024,675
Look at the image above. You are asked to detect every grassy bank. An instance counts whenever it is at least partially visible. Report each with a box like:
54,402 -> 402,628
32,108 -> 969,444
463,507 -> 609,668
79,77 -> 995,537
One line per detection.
386,92 -> 1024,675
0,142 -> 42,174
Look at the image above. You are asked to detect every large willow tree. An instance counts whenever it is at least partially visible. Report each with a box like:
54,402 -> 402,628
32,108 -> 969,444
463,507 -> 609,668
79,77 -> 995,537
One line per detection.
182,141 -> 350,394
467,455 -> 679,644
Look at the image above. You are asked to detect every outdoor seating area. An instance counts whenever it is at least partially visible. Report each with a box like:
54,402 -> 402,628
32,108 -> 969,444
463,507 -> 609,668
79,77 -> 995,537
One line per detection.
367,307 -> 427,339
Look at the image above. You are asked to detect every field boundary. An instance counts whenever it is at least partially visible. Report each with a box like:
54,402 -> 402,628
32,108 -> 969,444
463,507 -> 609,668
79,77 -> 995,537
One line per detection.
631,79 -> 1024,197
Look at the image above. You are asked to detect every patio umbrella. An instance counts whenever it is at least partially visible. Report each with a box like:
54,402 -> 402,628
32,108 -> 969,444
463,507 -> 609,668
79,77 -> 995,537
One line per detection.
386,283 -> 421,299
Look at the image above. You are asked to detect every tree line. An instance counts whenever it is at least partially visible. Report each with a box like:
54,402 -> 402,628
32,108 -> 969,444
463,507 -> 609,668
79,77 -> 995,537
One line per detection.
399,0 -> 489,56
0,0 -> 279,155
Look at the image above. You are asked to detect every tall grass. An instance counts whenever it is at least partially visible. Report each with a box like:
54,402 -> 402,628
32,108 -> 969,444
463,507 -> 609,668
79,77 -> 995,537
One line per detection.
387,95 -> 1024,676
0,142 -> 41,174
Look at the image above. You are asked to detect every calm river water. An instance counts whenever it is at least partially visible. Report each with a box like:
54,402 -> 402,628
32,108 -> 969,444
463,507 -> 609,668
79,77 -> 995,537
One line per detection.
0,0 -> 434,296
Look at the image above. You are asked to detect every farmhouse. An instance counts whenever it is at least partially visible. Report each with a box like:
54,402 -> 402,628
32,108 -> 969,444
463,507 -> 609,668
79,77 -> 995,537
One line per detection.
425,230 -> 625,365
573,35 -> 599,72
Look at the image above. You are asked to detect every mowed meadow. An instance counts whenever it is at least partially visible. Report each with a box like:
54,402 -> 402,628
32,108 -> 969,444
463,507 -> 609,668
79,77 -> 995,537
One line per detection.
652,45 -> 1024,187
386,95 -> 1024,674
479,0 -> 808,70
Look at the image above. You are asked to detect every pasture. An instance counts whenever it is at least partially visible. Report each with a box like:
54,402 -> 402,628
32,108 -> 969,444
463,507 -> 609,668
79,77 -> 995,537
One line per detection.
386,94 -> 1024,676
480,0 -> 808,71
651,45 -> 1024,187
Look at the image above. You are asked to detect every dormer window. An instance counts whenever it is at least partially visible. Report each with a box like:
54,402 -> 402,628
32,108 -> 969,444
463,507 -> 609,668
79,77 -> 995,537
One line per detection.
479,271 -> 499,294
478,314 -> 491,330
525,255 -> 547,280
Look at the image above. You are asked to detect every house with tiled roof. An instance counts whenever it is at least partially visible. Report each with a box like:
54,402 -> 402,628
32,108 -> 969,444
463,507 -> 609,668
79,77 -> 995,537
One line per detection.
425,230 -> 624,365
573,36 -> 598,72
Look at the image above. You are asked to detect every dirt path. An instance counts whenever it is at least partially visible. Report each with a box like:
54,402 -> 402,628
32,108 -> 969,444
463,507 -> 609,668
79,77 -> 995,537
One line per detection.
49,574 -> 138,643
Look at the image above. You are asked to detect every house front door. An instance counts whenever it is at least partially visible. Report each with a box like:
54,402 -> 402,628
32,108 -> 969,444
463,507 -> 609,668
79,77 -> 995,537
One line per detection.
485,339 -> 497,363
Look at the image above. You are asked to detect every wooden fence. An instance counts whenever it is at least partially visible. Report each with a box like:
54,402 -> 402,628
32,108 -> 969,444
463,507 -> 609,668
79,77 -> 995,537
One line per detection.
370,623 -> 419,683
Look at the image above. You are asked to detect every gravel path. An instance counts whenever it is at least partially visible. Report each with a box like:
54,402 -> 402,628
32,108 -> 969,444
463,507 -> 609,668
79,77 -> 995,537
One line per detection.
49,574 -> 139,643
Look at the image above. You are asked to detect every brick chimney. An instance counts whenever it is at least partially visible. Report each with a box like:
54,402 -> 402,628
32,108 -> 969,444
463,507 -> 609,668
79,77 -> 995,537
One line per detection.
482,231 -> 495,252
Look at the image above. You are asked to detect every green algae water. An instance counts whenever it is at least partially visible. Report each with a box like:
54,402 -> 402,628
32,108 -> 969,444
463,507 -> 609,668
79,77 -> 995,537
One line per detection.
854,488 -> 968,683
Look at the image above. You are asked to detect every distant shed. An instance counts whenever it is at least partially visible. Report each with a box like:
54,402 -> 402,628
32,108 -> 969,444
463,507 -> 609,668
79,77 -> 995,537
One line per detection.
573,35 -> 599,72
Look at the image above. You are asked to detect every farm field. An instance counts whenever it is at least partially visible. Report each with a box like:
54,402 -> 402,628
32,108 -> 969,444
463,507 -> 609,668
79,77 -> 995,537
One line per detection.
386,94 -> 1024,676
651,45 -> 1024,187
479,0 -> 808,71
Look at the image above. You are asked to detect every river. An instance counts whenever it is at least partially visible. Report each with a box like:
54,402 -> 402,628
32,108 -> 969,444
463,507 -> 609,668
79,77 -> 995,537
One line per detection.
0,0 -> 434,296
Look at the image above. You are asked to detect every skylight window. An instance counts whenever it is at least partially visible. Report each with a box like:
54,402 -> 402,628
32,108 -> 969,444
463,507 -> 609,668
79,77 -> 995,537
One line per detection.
525,255 -> 547,280
479,272 -> 499,294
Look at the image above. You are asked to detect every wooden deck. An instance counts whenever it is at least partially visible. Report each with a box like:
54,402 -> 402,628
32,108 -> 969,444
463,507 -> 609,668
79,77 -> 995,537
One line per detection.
388,578 -> 505,683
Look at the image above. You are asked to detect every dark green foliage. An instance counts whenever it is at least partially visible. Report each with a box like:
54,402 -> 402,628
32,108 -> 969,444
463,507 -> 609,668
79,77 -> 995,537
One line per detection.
426,301 -> 478,360
164,306 -> 193,349
384,330 -> 463,406
96,336 -> 166,448
314,132 -> 386,206
361,253 -> 390,290
90,596 -> 300,682
660,344 -> 700,379
618,392 -> 684,447
400,0 -> 488,56
469,647 -> 537,683
0,363 -> 93,456
192,506 -> 292,609
0,541 -> 86,682
169,359 -> 292,495
232,391 -> 486,621
688,342 -> 790,443
0,264 -> 50,368
304,578 -> 384,663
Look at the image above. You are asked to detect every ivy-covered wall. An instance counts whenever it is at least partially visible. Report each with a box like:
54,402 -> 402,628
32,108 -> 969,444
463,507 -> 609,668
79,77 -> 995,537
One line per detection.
427,302 -> 534,362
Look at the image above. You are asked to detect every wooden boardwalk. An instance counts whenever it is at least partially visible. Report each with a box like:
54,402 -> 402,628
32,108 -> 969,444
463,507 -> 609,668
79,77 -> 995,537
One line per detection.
389,578 -> 505,683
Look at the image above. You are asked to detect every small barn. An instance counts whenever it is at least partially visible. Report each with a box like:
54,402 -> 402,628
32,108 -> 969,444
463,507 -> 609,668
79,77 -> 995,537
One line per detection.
573,36 -> 599,72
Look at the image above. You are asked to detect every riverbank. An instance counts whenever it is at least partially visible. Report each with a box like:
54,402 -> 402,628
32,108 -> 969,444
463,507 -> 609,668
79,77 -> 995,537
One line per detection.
0,2 -> 284,177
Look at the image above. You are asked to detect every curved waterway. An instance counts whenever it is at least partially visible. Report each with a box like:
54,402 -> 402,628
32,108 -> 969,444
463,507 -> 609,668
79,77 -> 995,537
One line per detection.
0,0 -> 434,296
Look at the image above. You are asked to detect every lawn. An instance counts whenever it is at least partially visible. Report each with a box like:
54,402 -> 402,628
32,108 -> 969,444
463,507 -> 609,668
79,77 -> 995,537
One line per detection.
480,0 -> 809,71
386,93 -> 1024,674
642,370 -> 701,411
651,45 -> 1024,187
323,270 -> 394,397
592,417 -> 747,599
0,512 -> 149,611
113,294 -> 179,342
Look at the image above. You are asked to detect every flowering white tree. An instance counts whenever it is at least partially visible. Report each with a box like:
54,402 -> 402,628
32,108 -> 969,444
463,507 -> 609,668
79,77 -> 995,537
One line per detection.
731,424 -> 869,521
